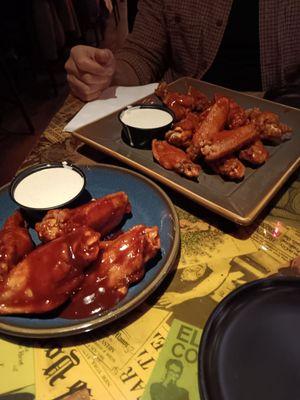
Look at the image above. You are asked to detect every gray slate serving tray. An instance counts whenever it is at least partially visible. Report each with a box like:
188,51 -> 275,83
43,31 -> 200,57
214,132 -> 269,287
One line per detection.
72,77 -> 300,225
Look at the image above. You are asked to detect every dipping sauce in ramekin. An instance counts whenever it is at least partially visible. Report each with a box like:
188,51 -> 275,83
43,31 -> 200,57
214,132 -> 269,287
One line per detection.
118,104 -> 174,148
10,162 -> 85,211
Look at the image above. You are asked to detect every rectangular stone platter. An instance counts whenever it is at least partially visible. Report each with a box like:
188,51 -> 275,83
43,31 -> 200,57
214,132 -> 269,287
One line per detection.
72,77 -> 300,225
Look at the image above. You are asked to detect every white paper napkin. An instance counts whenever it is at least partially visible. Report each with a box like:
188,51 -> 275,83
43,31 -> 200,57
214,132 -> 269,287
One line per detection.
63,83 -> 158,132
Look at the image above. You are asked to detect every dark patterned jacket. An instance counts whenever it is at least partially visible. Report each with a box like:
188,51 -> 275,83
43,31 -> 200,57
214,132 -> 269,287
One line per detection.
115,0 -> 300,90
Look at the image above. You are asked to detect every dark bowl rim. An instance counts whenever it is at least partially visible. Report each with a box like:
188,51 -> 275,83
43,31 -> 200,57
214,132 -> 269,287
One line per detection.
198,275 -> 300,400
9,162 -> 86,211
117,103 -> 175,131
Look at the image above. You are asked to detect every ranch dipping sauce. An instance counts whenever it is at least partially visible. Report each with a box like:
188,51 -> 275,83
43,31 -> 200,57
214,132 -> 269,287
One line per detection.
13,166 -> 85,209
120,106 -> 173,129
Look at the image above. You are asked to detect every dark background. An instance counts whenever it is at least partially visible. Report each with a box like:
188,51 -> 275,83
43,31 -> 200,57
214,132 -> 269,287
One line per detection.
0,0 -> 138,186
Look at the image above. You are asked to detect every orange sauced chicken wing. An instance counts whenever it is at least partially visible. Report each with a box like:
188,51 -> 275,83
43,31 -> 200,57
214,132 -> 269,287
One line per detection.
152,139 -> 201,179
214,94 -> 248,129
0,227 -> 100,314
209,156 -> 246,180
187,96 -> 230,161
201,123 -> 259,161
155,82 -> 195,121
0,210 -> 34,281
239,139 -> 269,165
62,225 -> 160,318
165,112 -> 201,149
35,192 -> 131,242
187,85 -> 211,112
246,108 -> 292,142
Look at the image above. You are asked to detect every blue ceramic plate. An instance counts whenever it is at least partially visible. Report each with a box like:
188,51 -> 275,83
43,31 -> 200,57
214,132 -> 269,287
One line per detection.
0,164 -> 180,338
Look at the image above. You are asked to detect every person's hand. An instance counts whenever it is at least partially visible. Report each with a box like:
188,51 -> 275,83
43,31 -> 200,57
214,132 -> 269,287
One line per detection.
65,45 -> 116,102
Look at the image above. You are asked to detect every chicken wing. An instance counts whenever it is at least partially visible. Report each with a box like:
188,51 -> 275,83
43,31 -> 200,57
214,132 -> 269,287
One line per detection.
187,86 -> 211,112
155,82 -> 195,121
0,227 -> 100,314
152,139 -> 201,179
187,96 -> 230,161
239,139 -> 269,165
62,225 -> 160,318
0,210 -> 34,281
209,156 -> 246,180
246,108 -> 292,142
153,82 -> 293,181
201,123 -> 259,161
165,112 -> 201,148
227,98 -> 248,129
35,192 -> 131,242
214,94 -> 247,129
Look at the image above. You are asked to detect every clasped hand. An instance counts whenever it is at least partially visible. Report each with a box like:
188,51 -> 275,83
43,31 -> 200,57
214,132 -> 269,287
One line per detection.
65,45 -> 116,102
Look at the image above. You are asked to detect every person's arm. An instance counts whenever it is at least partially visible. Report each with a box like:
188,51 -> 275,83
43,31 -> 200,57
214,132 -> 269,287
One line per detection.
65,0 -> 169,101
111,59 -> 141,86
113,0 -> 170,85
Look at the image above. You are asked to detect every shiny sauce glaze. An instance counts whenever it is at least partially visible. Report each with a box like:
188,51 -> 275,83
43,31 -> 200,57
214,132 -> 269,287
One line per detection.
0,211 -> 34,281
61,266 -> 123,319
61,230 -> 125,318
61,229 -> 131,319
0,227 -> 100,314
61,225 -> 159,319
60,192 -> 131,237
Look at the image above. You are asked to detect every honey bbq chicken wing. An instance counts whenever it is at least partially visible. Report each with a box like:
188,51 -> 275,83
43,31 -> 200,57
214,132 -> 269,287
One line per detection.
0,210 -> 34,281
227,98 -> 248,129
0,227 -> 100,314
36,192 -> 131,242
63,225 -> 161,318
98,225 -> 160,293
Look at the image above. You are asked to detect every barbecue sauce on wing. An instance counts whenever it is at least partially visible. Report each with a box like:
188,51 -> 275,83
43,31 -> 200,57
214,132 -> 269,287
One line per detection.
0,227 -> 100,314
61,268 -> 123,319
61,225 -> 158,319
61,229 -> 126,319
